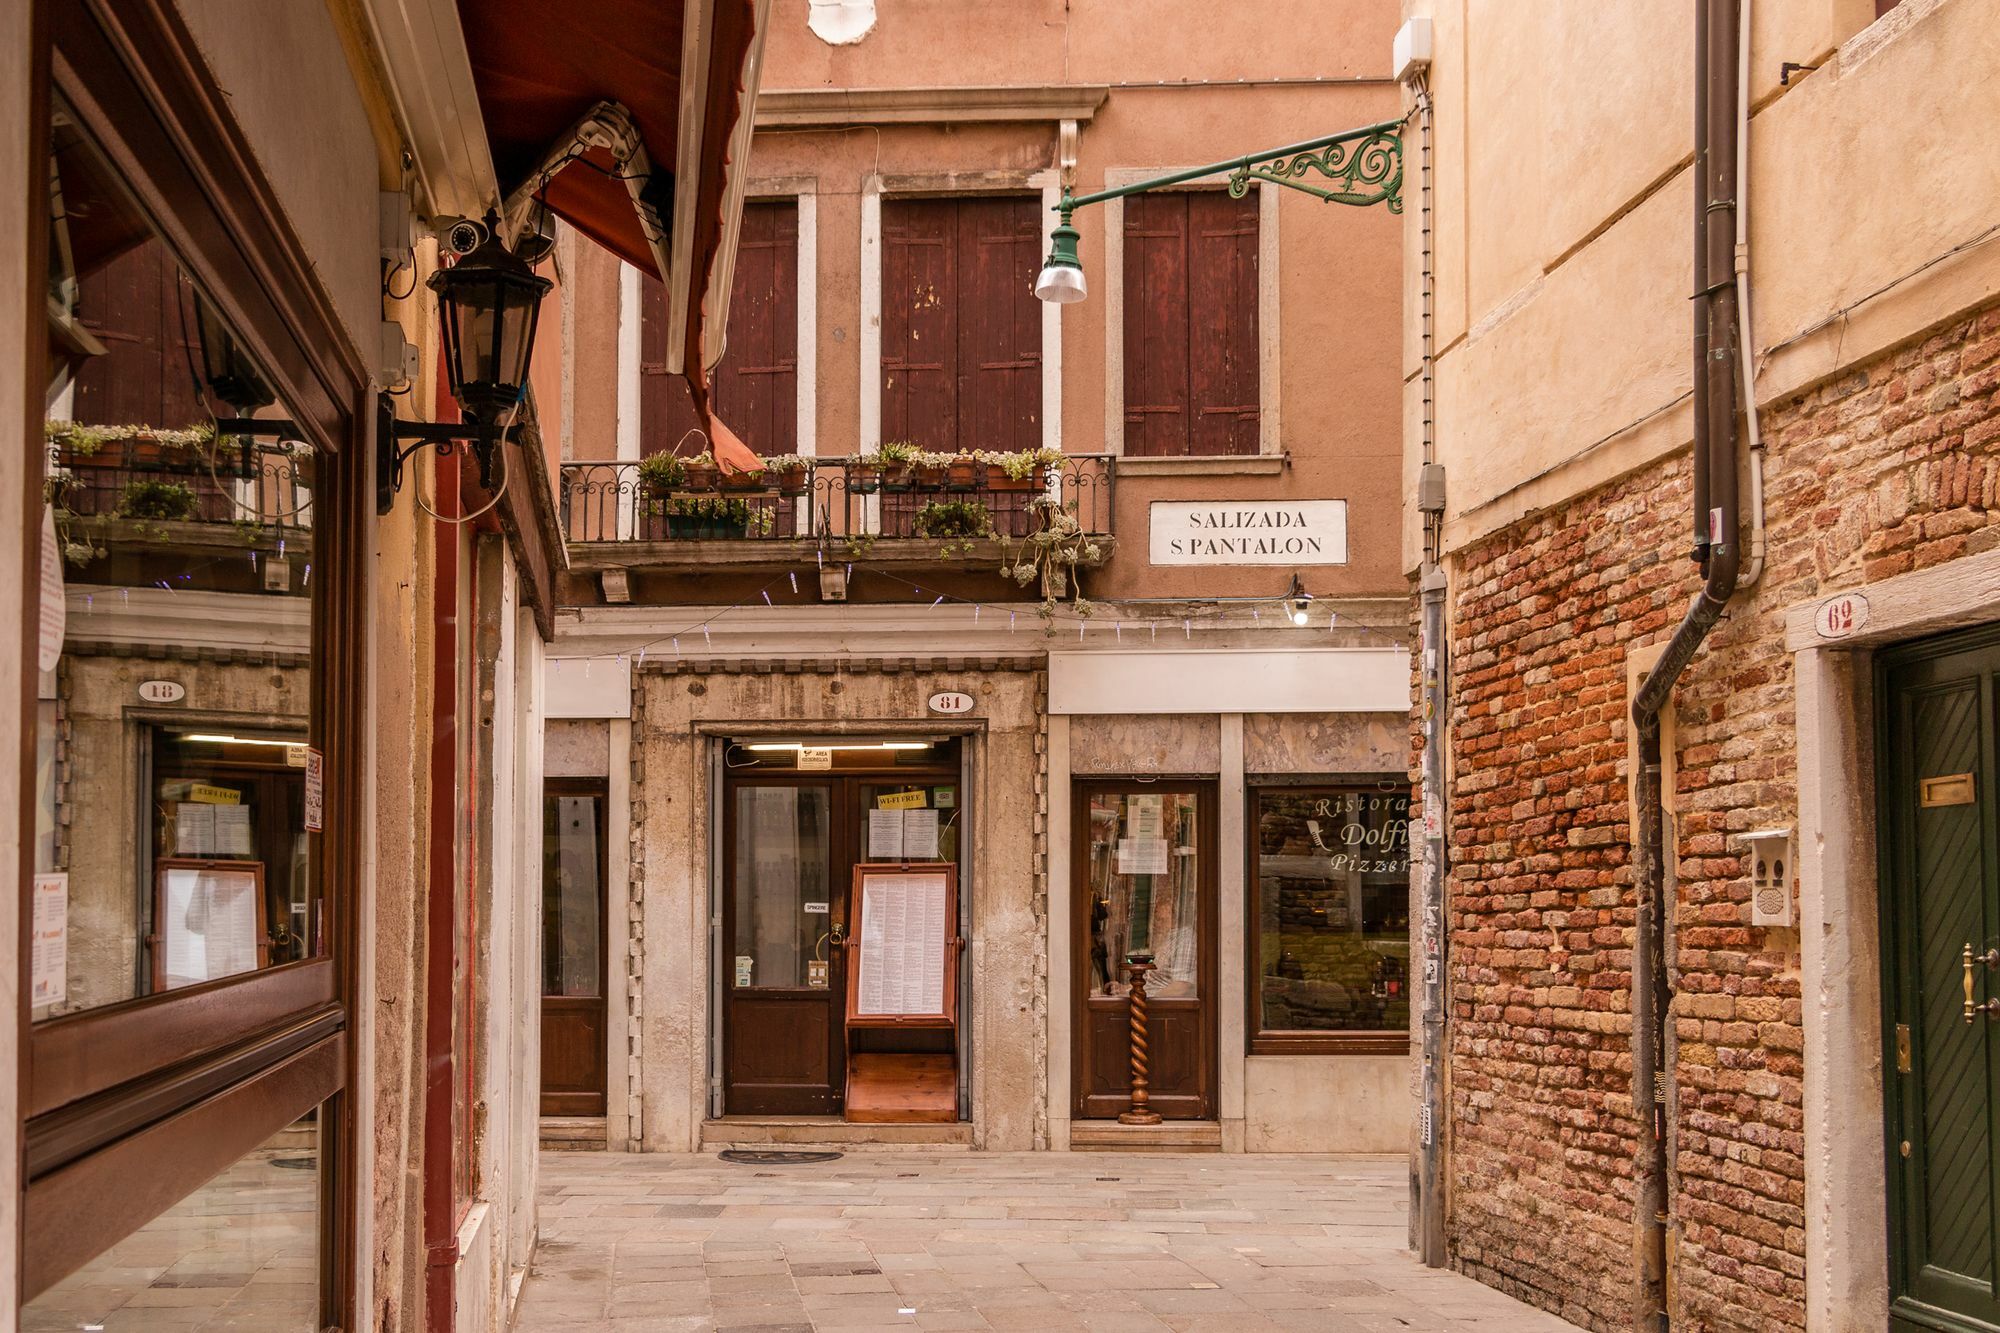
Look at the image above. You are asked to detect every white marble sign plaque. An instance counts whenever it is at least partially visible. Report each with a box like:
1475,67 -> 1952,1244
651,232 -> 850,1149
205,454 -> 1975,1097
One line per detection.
1149,500 -> 1347,566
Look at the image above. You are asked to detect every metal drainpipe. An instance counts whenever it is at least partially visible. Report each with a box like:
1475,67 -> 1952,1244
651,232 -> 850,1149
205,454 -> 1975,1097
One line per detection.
1409,70 -> 1449,1269
1632,1 -> 1742,1326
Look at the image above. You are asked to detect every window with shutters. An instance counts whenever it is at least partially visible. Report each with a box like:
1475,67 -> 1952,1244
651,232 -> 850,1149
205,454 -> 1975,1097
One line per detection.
1123,190 -> 1259,457
639,199 -> 800,456
879,195 -> 1043,456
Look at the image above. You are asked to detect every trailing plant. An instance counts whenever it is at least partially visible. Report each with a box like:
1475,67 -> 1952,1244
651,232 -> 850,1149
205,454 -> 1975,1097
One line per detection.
875,440 -> 922,465
663,495 -> 773,536
117,479 -> 198,522
913,498 -> 994,558
1003,495 -> 1103,620
982,445 -> 1063,481
45,420 -> 215,454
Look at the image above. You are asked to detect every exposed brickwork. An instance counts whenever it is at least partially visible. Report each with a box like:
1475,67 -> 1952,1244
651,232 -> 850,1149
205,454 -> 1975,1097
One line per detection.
1441,303 -> 2000,1331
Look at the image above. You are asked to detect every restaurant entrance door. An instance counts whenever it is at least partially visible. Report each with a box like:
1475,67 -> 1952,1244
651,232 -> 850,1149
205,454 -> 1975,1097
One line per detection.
720,739 -> 963,1116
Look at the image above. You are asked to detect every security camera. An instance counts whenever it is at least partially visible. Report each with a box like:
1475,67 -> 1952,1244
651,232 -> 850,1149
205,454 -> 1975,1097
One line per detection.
434,215 -> 487,255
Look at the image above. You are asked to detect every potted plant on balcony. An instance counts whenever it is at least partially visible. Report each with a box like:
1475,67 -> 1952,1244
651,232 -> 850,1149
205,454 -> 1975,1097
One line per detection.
984,445 -> 1061,491
117,478 -> 198,522
636,451 -> 687,510
877,440 -> 922,492
718,458 -> 769,493
665,495 -> 775,540
912,450 -> 951,492
944,452 -> 982,492
764,454 -> 813,497
913,498 -> 994,559
845,452 -> 886,495
680,451 -> 720,491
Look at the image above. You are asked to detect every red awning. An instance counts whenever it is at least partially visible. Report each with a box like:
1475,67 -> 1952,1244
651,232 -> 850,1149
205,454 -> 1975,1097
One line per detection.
456,0 -> 759,391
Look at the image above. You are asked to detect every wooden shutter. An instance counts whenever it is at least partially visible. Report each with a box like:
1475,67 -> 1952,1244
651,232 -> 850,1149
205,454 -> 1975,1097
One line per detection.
71,234 -> 206,429
1122,191 -> 1259,456
639,200 -> 800,456
881,196 -> 1041,454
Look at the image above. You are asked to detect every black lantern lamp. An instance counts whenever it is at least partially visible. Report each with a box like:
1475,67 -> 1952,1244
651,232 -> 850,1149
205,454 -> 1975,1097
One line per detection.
378,210 -> 551,512
191,290 -> 278,482
430,210 -> 551,480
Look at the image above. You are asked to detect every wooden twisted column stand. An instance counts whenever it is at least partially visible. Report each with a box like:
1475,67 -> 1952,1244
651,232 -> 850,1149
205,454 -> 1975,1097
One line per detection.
1118,952 -> 1162,1125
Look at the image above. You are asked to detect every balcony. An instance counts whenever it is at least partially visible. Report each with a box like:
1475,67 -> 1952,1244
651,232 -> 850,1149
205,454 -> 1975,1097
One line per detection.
558,453 -> 1115,574
46,426 -> 314,566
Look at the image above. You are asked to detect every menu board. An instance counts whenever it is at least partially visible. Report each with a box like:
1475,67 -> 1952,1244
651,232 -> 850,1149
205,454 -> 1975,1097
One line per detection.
153,858 -> 266,990
847,865 -> 956,1024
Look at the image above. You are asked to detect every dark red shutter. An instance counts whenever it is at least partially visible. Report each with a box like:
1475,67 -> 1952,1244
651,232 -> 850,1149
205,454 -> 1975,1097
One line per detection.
71,235 -> 206,430
882,196 -> 1041,455
639,200 -> 801,457
1189,191 -> 1260,456
1122,191 -> 1258,456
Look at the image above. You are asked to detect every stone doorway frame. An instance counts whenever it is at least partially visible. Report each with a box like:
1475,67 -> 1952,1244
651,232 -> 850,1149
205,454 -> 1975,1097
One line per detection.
1788,544 -> 2000,1330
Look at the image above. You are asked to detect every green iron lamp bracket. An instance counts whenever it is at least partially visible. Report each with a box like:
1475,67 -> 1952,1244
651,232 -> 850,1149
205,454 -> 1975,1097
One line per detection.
1056,115 -> 1406,218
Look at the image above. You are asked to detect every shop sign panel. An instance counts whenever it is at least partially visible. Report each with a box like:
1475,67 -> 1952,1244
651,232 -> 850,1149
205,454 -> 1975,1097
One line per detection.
1149,500 -> 1347,565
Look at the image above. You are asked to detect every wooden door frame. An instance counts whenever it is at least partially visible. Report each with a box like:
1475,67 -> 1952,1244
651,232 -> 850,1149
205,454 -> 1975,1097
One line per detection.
1069,778 -> 1220,1121
1875,621 -> 2000,1325
540,779 -> 610,1117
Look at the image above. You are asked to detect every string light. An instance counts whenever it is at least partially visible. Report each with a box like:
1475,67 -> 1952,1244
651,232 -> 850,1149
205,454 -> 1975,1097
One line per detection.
762,589 -> 773,606
789,571 -> 798,594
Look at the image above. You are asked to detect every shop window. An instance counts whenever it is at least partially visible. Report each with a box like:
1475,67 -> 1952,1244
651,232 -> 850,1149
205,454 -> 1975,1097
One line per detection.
1123,190 -> 1260,457
37,97 -> 320,1024
23,1108 -> 323,1330
1249,786 -> 1411,1054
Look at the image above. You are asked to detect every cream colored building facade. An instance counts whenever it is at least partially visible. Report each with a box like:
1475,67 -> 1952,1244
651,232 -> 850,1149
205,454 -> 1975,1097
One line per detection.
1409,0 -> 2000,1328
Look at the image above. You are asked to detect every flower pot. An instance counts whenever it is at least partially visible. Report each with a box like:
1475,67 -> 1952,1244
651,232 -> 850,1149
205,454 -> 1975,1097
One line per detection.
945,457 -> 981,491
845,461 -> 884,495
984,464 -> 1035,491
913,463 -> 946,491
665,512 -> 701,539
719,469 -> 767,493
772,464 -> 810,497
682,462 -> 720,491
881,461 -> 915,493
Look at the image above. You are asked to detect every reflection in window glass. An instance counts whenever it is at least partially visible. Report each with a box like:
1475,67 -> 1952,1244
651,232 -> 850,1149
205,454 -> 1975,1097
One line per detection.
543,793 -> 603,997
1085,791 -> 1201,1000
1254,787 -> 1411,1035
23,1108 -> 322,1330
732,786 -> 832,989
35,96 -> 318,1020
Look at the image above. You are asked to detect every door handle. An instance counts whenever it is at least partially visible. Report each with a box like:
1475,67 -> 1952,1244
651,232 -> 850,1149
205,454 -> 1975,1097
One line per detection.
829,922 -> 846,946
1964,943 -> 2000,1023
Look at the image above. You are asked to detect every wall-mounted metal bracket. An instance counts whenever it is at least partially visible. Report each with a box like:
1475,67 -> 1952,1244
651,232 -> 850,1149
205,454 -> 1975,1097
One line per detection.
374,393 -> 503,515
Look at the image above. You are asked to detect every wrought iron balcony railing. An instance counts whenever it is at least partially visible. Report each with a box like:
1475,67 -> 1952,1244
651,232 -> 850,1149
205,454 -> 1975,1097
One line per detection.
558,454 -> 1114,561
46,434 -> 315,542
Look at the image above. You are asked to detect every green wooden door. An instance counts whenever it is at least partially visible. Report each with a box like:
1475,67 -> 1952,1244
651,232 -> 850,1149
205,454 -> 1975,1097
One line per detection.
1884,628 -> 2000,1332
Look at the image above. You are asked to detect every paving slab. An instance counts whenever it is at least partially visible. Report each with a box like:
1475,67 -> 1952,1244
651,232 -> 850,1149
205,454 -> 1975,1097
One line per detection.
514,1152 -> 1582,1333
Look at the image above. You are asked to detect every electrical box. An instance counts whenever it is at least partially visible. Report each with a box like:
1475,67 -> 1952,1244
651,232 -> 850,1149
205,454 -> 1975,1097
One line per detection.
1394,17 -> 1434,84
1418,462 -> 1447,514
1744,828 -> 1794,927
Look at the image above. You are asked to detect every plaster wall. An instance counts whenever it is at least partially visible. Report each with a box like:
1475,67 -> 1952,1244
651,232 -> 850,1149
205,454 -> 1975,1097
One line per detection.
630,665 -> 1046,1152
1408,0 -> 2000,562
175,0 -> 380,362
546,719 -> 610,776
1245,1055 -> 1410,1154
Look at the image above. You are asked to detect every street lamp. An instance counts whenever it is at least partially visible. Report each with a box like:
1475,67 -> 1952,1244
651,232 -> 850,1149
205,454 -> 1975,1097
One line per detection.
1286,575 -> 1313,627
1033,117 -> 1406,305
377,210 -> 552,512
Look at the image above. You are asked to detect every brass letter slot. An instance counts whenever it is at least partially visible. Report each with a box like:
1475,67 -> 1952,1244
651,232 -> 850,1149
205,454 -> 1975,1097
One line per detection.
1922,773 -> 1977,808
1896,1023 -> 1911,1073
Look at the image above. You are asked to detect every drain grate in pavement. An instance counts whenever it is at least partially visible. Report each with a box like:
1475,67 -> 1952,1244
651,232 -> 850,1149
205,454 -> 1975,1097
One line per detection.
716,1149 -> 842,1165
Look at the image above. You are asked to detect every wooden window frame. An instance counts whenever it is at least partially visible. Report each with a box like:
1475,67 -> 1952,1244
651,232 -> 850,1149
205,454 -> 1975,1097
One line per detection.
1245,782 -> 1413,1057
539,778 -> 611,1118
20,0 -> 370,1318
1101,173 -> 1281,464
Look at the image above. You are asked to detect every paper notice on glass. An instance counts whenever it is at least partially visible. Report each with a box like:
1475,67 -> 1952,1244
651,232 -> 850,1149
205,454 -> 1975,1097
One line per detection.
32,873 -> 67,1007
214,803 -> 254,857
175,802 -> 216,857
1117,837 -> 1170,876
1128,795 -> 1164,840
877,789 -> 927,811
867,808 -> 905,859
903,809 -> 940,860
304,748 -> 323,832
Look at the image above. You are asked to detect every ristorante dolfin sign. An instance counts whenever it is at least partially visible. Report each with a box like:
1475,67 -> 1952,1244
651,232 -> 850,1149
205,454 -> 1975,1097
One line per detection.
1148,499 -> 1348,566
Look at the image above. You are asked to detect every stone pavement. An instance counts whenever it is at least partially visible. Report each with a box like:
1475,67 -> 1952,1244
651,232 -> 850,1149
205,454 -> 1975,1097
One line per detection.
513,1151 -> 1582,1332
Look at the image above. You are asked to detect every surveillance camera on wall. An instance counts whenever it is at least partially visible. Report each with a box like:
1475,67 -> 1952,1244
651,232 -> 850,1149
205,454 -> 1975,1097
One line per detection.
433,215 -> 488,256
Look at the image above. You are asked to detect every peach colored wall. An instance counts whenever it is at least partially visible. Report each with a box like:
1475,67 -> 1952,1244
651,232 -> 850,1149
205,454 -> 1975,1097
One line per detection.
563,1 -> 1406,604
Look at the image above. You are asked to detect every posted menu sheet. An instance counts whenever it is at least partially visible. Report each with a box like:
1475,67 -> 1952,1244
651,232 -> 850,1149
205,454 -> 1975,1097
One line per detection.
855,871 -> 948,1016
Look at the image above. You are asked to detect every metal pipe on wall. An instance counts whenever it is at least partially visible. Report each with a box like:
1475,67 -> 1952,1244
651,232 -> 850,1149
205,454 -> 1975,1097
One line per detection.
1631,1 -> 1744,1325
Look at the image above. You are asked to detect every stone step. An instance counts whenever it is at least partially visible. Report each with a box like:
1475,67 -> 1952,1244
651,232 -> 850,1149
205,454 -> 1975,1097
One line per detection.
1067,1120 -> 1224,1152
699,1116 -> 974,1151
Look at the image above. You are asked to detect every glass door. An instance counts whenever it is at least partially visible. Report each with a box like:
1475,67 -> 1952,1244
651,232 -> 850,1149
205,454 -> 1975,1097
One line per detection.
1073,782 -> 1217,1120
723,780 -> 842,1114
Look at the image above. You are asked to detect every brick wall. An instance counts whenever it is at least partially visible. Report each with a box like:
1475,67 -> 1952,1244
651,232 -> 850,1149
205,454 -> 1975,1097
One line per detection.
1440,303 -> 2000,1330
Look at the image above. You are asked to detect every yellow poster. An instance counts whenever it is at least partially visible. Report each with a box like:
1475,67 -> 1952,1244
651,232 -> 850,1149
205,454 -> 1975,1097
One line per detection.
877,789 -> 927,811
188,784 -> 242,805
